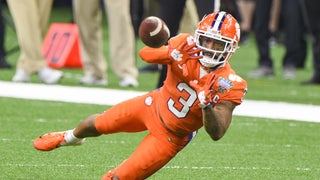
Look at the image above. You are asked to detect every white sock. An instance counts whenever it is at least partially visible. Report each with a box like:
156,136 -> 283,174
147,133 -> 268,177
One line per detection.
64,129 -> 81,143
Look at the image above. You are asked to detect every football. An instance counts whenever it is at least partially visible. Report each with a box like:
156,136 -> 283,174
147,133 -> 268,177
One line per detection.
139,16 -> 170,48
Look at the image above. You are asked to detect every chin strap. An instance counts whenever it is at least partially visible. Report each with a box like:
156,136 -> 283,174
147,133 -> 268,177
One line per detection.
201,63 -> 224,73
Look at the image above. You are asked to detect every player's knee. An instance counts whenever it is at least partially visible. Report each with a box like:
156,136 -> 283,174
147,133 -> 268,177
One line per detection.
87,114 -> 99,124
101,169 -> 119,180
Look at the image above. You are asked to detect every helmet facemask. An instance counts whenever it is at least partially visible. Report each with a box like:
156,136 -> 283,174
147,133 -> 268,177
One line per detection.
194,11 -> 240,69
195,30 -> 238,68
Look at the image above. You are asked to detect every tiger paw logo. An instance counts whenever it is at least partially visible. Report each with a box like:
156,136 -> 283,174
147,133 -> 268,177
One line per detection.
170,49 -> 183,61
145,96 -> 153,106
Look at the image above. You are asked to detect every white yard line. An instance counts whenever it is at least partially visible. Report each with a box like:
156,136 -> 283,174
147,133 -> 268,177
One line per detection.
0,81 -> 319,123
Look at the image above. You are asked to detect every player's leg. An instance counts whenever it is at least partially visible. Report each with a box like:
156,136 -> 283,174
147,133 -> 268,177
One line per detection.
33,114 -> 97,151
102,98 -> 198,180
34,93 -> 150,151
60,92 -> 151,139
6,0 -> 53,73
102,132 -> 189,180
73,0 -> 108,84
104,0 -> 139,87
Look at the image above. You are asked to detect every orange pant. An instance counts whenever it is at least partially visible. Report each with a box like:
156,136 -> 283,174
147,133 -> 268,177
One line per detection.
95,91 -> 196,179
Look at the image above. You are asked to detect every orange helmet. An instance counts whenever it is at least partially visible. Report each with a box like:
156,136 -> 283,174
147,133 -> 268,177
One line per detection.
195,11 -> 240,68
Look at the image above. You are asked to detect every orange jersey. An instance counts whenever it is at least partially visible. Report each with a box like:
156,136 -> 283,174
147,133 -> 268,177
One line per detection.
93,33 -> 248,179
139,33 -> 248,136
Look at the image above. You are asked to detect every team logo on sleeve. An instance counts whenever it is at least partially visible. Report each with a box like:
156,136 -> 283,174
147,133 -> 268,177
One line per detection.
145,96 -> 153,106
217,77 -> 233,93
170,49 -> 183,61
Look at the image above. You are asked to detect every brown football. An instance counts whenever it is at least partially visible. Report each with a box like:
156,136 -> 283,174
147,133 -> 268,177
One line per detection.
139,16 -> 170,48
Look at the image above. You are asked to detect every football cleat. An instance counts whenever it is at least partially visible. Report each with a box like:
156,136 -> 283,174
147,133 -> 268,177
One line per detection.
38,67 -> 63,84
119,77 -> 139,87
247,66 -> 274,78
33,131 -> 85,151
79,75 -> 108,86
12,69 -> 30,82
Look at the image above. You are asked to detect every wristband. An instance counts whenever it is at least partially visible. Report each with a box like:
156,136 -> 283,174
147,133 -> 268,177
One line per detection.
199,103 -> 212,109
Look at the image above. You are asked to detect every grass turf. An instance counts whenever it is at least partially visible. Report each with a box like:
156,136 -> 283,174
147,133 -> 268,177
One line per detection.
1,97 -> 319,179
0,5 -> 320,179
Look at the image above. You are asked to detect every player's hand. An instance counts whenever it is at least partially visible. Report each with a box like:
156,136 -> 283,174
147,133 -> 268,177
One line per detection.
168,34 -> 201,76
189,73 -> 216,109
168,35 -> 200,63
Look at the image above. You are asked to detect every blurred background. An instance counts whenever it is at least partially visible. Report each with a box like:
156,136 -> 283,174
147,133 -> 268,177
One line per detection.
0,0 -> 319,104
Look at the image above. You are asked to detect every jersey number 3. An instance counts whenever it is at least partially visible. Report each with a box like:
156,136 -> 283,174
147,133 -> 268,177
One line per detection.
168,82 -> 197,118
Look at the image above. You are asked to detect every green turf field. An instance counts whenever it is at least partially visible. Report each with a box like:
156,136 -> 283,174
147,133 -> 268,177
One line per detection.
1,97 -> 319,179
0,6 -> 319,179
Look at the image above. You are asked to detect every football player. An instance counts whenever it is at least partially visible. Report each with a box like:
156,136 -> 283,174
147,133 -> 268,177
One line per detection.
33,11 -> 247,179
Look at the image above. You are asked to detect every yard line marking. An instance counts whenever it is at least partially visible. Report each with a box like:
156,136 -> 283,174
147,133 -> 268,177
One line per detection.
163,165 -> 320,171
0,163 -> 114,168
233,100 -> 320,122
0,80 -> 319,123
1,163 -> 318,172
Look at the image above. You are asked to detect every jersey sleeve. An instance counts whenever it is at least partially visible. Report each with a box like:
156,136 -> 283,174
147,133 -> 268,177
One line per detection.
139,46 -> 171,64
138,33 -> 193,65
212,75 -> 247,105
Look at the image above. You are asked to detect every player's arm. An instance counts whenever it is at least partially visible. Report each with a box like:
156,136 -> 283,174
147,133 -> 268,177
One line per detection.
139,33 -> 200,66
202,101 -> 236,141
189,72 -> 245,141
139,46 -> 171,64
